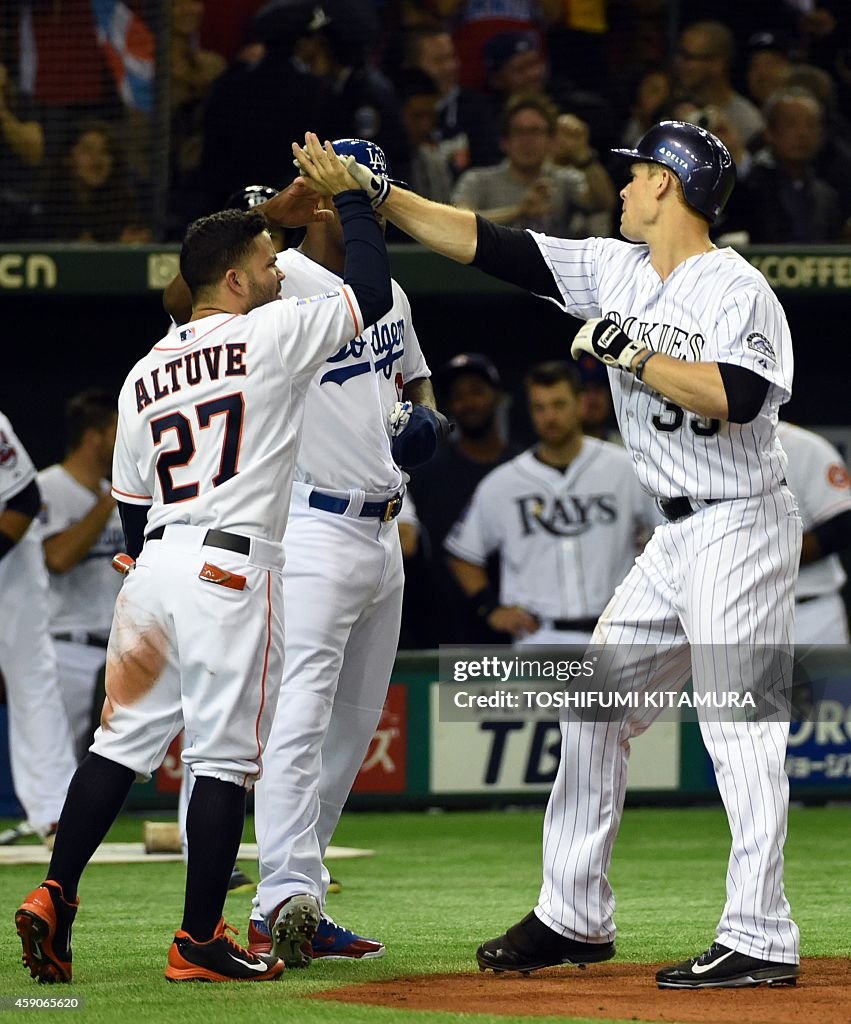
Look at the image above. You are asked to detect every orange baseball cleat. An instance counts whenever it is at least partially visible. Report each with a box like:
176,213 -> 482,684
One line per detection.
165,919 -> 284,982
15,880 -> 78,984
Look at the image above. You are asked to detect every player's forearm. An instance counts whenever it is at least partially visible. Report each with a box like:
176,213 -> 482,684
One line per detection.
336,191 -> 392,325
43,495 -> 116,574
448,556 -> 488,597
458,201 -> 523,226
402,377 -> 437,411
382,186 -> 478,264
630,352 -> 729,420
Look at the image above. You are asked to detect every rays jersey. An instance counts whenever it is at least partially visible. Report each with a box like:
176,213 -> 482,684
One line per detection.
777,421 -> 851,599
532,236 -> 794,500
113,288 -> 365,541
445,439 -> 657,619
276,249 -> 429,493
37,465 -> 124,634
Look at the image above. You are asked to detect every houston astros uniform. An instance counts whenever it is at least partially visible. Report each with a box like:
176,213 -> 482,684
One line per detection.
776,421 -> 851,644
445,440 -> 657,644
97,283 -> 373,787
527,234 -> 801,964
250,247 -> 429,925
38,466 -> 123,758
0,413 -> 76,836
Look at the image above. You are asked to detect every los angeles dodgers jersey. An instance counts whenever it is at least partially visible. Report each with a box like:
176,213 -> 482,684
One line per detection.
277,249 -> 430,494
532,236 -> 794,500
445,439 -> 658,619
38,465 -> 124,634
112,287 -> 365,542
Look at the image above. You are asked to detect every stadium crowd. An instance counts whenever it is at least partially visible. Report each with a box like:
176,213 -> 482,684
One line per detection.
0,0 -> 849,244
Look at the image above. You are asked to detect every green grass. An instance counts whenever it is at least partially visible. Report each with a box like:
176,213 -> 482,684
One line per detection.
0,806 -> 848,1023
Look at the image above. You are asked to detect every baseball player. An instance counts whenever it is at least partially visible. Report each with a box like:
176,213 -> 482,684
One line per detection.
326,120 -> 804,988
15,138 -> 393,984
0,412 -> 76,844
165,142 -> 444,966
776,421 -> 851,644
446,361 -> 656,646
38,390 -> 124,760
244,138 -> 440,967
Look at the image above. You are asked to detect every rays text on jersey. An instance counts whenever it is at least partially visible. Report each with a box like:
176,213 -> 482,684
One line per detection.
134,343 -> 247,412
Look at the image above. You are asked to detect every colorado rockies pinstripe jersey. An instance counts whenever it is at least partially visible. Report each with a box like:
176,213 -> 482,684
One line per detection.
445,440 -> 657,619
531,236 -> 793,499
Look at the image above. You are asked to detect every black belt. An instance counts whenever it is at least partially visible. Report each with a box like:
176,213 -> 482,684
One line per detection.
550,618 -> 599,633
146,526 -> 251,555
657,496 -> 722,522
53,631 -> 109,649
308,490 -> 403,522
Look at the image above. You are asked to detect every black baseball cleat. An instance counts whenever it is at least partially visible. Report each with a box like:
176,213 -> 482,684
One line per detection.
656,942 -> 800,988
476,911 -> 615,974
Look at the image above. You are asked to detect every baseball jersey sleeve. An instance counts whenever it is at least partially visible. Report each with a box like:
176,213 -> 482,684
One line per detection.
37,468 -> 73,540
792,431 -> 851,527
712,283 -> 793,403
111,392 -> 152,506
263,287 -> 366,380
528,233 -> 625,319
0,412 -> 37,506
444,476 -> 501,566
398,288 -> 430,383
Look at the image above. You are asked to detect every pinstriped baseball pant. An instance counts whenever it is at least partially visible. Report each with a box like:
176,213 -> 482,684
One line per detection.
536,488 -> 802,964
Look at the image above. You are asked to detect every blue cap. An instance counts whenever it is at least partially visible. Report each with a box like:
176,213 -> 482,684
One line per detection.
332,138 -> 409,189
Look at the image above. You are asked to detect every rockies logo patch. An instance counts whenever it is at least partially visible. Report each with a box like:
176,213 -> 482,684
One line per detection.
746,332 -> 776,361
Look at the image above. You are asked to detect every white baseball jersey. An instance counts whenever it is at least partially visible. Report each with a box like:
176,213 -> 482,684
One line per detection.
276,249 -> 430,493
533,236 -> 793,499
38,465 -> 124,634
0,412 -> 77,833
112,290 -> 365,540
776,422 -> 851,599
445,440 -> 656,619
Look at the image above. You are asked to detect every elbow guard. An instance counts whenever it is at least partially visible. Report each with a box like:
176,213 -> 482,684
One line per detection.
719,363 -> 769,423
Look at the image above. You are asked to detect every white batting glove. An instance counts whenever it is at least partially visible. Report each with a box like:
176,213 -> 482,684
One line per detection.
388,400 -> 413,437
571,317 -> 647,371
339,154 -> 391,209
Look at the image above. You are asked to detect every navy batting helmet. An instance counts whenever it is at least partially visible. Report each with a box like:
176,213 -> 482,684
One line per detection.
332,138 -> 409,190
226,185 -> 280,210
611,120 -> 735,224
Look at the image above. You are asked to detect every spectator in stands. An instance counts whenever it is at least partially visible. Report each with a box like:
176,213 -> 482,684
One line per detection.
727,87 -> 845,243
746,32 -> 794,110
36,120 -> 151,242
673,20 -> 765,147
551,111 -> 616,235
394,68 -> 455,204
435,0 -> 555,91
619,67 -> 672,148
482,30 -> 617,151
407,353 -> 522,646
170,0 -> 226,183
292,1 -> 410,174
0,63 -> 43,240
452,93 -> 612,237
196,2 -> 328,212
404,26 -> 500,176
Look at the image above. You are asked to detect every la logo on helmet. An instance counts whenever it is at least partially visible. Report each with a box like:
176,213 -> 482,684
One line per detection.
365,144 -> 387,174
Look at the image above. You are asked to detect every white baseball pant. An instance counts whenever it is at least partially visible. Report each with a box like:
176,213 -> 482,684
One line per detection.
53,640 -> 106,762
91,524 -> 284,788
253,483 -> 403,919
0,540 -> 76,835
